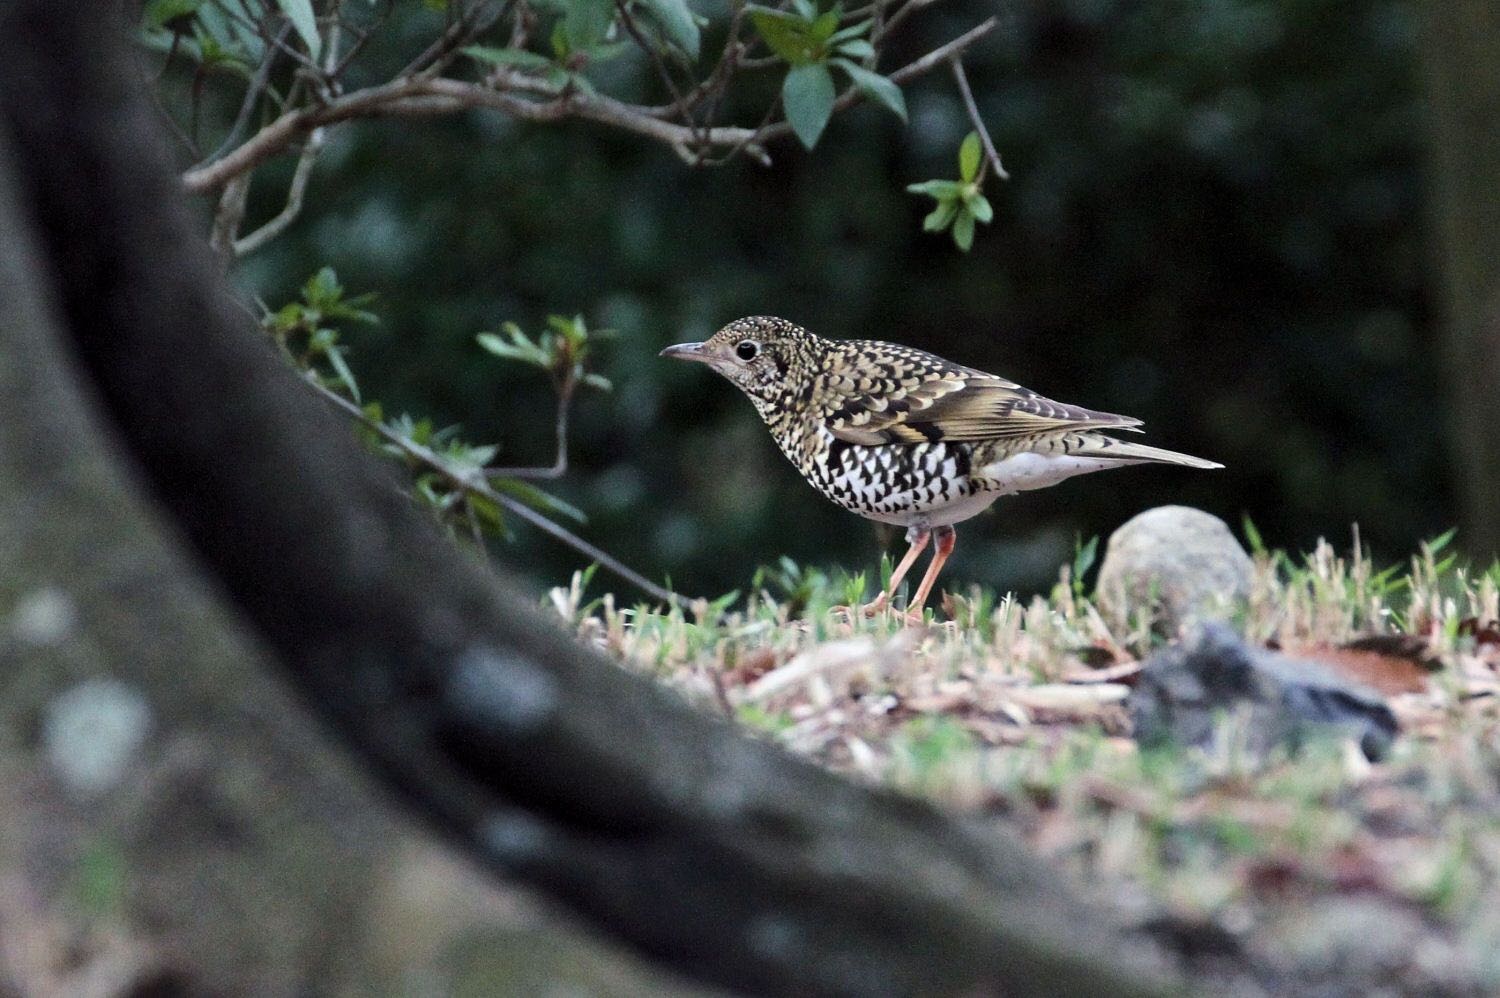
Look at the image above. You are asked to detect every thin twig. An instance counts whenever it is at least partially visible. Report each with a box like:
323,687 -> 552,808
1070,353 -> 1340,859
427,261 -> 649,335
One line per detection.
401,0 -> 512,77
195,21 -> 292,169
872,0 -> 936,46
465,496 -> 487,551
209,172 -> 251,255
309,379 -> 682,606
486,383 -> 571,480
143,70 -> 204,158
949,56 -> 1007,181
614,0 -> 699,146
233,128 -> 324,255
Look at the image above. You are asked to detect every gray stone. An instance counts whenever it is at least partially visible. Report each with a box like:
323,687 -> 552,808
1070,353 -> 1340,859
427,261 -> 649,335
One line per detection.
1097,505 -> 1253,635
1129,624 -> 1398,761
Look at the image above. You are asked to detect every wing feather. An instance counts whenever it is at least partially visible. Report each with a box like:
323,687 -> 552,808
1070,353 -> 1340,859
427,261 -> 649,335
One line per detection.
818,342 -> 1140,445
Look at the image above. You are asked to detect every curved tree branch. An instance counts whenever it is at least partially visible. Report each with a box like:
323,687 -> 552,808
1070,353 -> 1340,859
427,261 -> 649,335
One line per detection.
0,5 -> 1172,996
181,17 -> 999,194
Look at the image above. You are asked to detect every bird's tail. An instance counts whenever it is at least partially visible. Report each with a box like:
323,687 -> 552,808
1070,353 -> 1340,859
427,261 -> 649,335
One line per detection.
1069,434 -> 1224,470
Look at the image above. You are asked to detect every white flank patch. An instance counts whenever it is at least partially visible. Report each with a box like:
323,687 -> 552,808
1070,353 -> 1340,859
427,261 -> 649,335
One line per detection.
979,453 -> 1130,494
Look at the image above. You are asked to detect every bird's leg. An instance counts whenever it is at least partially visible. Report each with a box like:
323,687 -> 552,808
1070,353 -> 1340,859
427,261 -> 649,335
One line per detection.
861,526 -> 931,617
904,525 -> 957,621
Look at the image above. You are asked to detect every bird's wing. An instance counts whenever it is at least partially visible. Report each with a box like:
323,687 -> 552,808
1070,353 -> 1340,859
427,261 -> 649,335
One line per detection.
818,342 -> 1141,446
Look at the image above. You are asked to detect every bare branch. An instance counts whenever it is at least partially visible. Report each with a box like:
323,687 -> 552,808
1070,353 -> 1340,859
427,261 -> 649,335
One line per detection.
613,0 -> 696,140
886,17 -> 996,86
400,0 -> 514,77
486,383 -> 571,480
195,21 -> 292,170
949,55 -> 1008,181
209,172 -> 251,255
873,0 -> 936,45
233,128 -> 324,255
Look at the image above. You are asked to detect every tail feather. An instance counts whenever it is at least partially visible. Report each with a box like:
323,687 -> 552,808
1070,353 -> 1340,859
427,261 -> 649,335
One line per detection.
1076,435 -> 1223,470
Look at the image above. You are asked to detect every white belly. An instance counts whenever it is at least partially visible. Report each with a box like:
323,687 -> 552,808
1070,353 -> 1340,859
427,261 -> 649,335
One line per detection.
860,488 -> 1003,528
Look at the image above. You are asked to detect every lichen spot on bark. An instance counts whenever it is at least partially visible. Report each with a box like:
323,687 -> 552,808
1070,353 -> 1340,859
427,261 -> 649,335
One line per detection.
445,645 -> 559,737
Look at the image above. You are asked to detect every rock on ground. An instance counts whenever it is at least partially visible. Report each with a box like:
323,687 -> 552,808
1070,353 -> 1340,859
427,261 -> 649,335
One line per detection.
1097,506 -> 1253,636
1129,624 -> 1398,761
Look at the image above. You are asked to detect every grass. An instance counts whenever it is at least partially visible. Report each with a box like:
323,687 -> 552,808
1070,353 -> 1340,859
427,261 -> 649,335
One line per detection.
551,532 -> 1500,994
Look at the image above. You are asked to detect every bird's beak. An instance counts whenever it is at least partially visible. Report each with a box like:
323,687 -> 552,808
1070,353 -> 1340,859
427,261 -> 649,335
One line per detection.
659,341 -> 711,363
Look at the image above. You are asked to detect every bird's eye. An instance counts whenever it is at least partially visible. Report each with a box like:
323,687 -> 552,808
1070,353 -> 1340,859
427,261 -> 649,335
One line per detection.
735,339 -> 760,361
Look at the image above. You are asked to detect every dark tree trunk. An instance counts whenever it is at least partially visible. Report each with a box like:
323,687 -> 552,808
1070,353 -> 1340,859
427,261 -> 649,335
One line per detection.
0,3 -> 1175,995
1421,1 -> 1500,560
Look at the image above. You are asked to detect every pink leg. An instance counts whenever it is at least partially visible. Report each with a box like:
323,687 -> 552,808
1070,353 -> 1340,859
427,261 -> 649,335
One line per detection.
862,526 -> 931,616
906,525 -> 956,619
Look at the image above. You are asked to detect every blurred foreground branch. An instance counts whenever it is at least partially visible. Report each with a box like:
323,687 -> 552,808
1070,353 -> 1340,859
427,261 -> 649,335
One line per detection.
0,4 -> 1173,995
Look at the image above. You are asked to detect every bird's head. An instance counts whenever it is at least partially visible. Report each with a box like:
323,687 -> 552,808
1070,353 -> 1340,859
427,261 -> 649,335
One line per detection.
660,316 -> 819,410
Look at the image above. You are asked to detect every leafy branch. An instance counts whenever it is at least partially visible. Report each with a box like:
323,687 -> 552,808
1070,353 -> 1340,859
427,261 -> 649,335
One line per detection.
263,268 -> 681,606
140,0 -> 1004,257
907,131 -> 994,251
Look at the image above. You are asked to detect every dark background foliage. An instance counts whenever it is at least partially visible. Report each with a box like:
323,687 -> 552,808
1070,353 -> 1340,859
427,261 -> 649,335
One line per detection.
237,0 -> 1442,598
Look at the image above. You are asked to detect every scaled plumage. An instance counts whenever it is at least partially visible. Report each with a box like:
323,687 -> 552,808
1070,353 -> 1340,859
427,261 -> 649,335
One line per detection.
662,316 -> 1221,618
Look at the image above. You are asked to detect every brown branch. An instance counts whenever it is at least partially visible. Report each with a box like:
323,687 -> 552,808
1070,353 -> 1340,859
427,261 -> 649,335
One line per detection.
209,171 -> 250,255
613,0 -> 697,144
950,55 -> 1008,181
182,17 -> 998,194
195,21 -> 292,170
400,0 -> 514,77
233,128 -> 324,256
485,382 -> 572,481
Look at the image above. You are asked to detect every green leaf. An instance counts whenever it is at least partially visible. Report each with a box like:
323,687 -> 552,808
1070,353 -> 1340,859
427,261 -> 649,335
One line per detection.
952,207 -> 975,251
196,2 -> 257,57
833,38 -> 873,59
922,199 -> 958,232
958,131 -> 982,183
747,7 -> 818,64
1241,514 -> 1265,555
637,0 -> 701,60
790,0 -> 817,17
145,0 -> 204,33
273,0 -> 321,60
905,179 -> 963,199
829,18 -> 872,42
477,331 -> 548,367
303,266 -> 341,306
325,347 -> 361,403
832,59 -> 906,121
463,45 -> 556,71
469,494 -> 509,536
967,192 -> 993,223
493,478 -> 588,524
1073,533 -> 1099,582
1426,526 -> 1459,557
782,62 -> 835,149
809,9 -> 839,43
565,0 -> 615,52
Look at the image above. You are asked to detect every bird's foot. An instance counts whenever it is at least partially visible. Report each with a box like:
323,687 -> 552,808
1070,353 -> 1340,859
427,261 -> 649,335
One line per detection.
830,599 -> 883,622
830,596 -> 930,626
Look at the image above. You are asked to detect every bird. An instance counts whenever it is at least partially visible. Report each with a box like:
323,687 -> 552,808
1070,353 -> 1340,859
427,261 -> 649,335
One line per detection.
662,316 -> 1222,620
